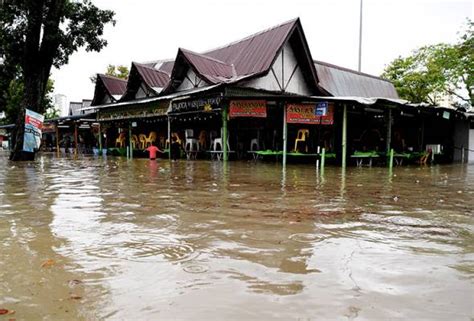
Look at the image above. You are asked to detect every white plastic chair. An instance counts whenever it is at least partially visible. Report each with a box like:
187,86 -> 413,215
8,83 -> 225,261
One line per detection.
185,129 -> 199,152
250,138 -> 259,151
212,128 -> 230,151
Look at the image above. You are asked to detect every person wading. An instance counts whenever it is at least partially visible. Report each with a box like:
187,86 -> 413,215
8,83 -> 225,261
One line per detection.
145,141 -> 162,160
170,136 -> 182,161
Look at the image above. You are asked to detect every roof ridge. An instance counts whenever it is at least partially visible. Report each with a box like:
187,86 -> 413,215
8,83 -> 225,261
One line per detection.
313,60 -> 391,82
202,18 -> 298,55
98,73 -> 128,82
179,48 -> 232,67
133,62 -> 170,76
139,58 -> 173,66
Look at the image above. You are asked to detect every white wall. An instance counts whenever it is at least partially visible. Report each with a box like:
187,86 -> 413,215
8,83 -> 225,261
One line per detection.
242,41 -> 312,96
136,84 -> 148,99
177,69 -> 208,91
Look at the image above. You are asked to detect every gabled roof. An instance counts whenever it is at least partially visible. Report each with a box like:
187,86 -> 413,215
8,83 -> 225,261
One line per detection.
164,18 -> 320,94
99,74 -> 127,96
313,60 -> 399,99
134,62 -> 170,89
204,19 -> 298,77
121,62 -> 170,101
141,59 -> 175,75
91,74 -> 127,106
179,48 -> 235,83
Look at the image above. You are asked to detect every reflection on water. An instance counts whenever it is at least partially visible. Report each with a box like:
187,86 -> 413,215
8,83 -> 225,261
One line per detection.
0,152 -> 473,320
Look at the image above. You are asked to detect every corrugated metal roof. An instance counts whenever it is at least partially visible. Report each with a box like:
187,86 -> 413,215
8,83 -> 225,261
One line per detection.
140,59 -> 175,75
163,18 -> 319,94
204,19 -> 297,77
134,62 -> 170,88
83,84 -> 222,111
313,60 -> 399,99
46,112 -> 96,122
91,74 -> 127,106
157,60 -> 175,75
91,17 -> 400,102
99,74 -> 127,96
179,49 -> 234,83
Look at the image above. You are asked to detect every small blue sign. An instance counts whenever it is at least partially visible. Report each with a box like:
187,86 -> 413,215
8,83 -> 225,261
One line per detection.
315,102 -> 328,116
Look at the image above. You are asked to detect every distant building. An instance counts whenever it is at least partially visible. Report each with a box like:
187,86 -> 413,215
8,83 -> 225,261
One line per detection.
69,99 -> 92,116
53,94 -> 68,116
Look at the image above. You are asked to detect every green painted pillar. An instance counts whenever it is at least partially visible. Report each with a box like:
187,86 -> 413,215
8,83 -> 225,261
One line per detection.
282,103 -> 287,166
386,108 -> 392,154
222,104 -> 228,162
341,104 -> 348,168
389,148 -> 394,170
129,123 -> 133,159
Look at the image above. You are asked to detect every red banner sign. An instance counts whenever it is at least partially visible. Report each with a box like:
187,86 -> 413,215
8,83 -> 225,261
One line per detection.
229,100 -> 267,118
286,103 -> 334,125
42,123 -> 56,133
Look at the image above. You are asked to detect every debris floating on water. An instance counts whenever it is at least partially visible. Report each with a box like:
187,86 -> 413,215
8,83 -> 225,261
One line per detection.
40,259 -> 56,268
0,309 -> 15,315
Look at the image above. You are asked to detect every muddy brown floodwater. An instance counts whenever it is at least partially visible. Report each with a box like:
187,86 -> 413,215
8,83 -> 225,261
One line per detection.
0,152 -> 473,320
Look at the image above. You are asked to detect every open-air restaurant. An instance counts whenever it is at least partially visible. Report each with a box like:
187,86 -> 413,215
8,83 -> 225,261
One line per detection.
40,18 -> 474,166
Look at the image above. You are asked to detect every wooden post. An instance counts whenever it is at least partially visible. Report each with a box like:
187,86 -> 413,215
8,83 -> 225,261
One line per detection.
342,104 -> 348,168
282,103 -> 287,166
129,123 -> 133,159
167,116 -> 171,160
386,108 -> 392,154
74,122 -> 78,156
222,104 -> 228,162
55,122 -> 60,157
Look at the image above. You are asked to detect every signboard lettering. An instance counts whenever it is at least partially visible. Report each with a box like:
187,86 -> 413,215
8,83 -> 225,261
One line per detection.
315,102 -> 328,116
171,97 -> 222,113
229,100 -> 267,118
286,102 -> 334,125
23,108 -> 44,152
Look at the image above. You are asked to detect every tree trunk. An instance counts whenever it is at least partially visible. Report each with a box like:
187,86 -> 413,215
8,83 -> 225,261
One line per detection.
9,67 -> 46,161
9,0 -> 51,161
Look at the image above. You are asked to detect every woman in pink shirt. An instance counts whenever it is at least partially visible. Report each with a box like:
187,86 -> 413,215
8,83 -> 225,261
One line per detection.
145,142 -> 162,160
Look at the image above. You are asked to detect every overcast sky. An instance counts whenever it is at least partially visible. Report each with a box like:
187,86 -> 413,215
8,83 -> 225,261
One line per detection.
51,0 -> 472,104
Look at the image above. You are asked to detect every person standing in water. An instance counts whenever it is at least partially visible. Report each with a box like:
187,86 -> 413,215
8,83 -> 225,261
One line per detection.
145,141 -> 162,160
170,136 -> 182,161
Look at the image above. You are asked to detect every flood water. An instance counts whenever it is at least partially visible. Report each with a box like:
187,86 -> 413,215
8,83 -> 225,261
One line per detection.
0,151 -> 473,320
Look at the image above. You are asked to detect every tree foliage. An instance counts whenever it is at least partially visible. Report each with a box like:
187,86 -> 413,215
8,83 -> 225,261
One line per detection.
90,64 -> 129,83
1,77 -> 55,124
105,64 -> 129,79
382,19 -> 473,108
0,0 -> 115,160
